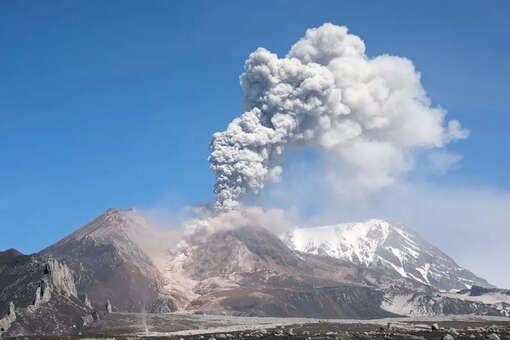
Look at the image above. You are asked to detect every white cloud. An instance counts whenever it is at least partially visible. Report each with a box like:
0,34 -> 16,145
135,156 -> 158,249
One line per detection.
426,150 -> 463,175
209,23 -> 468,211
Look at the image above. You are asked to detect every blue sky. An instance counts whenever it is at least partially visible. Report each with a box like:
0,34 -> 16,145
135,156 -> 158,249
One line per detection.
1,0 -> 509,282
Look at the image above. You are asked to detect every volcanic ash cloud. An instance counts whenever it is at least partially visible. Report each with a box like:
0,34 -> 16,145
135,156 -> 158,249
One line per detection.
209,23 -> 469,211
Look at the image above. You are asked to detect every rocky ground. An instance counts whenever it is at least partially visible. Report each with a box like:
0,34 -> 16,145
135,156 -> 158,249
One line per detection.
5,313 -> 506,340
171,321 -> 510,340
4,320 -> 510,339
154,321 -> 510,340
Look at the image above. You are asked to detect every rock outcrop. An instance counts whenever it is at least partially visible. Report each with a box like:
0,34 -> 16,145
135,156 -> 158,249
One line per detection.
79,294 -> 93,309
105,299 -> 112,313
0,302 -> 16,333
0,249 -> 95,336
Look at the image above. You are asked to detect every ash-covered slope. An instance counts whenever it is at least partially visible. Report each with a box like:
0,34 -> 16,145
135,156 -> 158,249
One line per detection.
41,208 -> 171,313
163,225 -> 399,319
283,219 -> 492,291
0,249 -> 95,337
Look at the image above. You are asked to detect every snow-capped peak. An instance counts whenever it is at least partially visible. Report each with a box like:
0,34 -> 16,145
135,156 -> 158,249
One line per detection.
282,219 -> 492,291
284,219 -> 392,266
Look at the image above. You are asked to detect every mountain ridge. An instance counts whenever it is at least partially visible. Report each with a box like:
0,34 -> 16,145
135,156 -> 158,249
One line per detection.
4,207 -> 502,325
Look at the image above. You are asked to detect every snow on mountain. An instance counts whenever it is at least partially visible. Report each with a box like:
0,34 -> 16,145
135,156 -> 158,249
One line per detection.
282,219 -> 492,291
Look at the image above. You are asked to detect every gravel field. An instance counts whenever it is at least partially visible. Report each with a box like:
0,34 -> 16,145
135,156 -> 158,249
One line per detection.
71,313 -> 510,340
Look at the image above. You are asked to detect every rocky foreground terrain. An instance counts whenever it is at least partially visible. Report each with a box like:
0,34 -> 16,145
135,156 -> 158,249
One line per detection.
0,249 -> 96,337
70,313 -> 510,339
4,311 -> 510,339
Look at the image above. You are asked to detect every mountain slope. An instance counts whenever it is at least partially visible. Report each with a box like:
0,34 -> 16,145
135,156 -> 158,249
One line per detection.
41,208 -> 171,313
166,225 -> 398,318
283,219 -> 492,291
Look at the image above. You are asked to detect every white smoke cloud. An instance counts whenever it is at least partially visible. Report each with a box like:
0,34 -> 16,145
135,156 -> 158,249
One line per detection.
180,206 -> 295,244
209,23 -> 468,211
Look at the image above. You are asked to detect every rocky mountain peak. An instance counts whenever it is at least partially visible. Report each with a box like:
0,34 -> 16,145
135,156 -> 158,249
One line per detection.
59,208 -> 149,243
1,248 -> 23,257
41,208 -> 167,313
46,208 -> 159,265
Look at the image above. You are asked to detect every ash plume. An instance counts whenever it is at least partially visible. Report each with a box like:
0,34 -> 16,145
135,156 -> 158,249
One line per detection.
209,23 -> 468,211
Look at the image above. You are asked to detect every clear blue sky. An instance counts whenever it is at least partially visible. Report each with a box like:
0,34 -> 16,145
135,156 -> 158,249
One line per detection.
1,1 -> 509,254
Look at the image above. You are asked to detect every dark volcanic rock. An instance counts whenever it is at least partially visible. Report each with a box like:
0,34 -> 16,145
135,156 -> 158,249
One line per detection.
0,249 -> 93,336
460,285 -> 510,297
189,285 -> 396,319
148,296 -> 177,313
